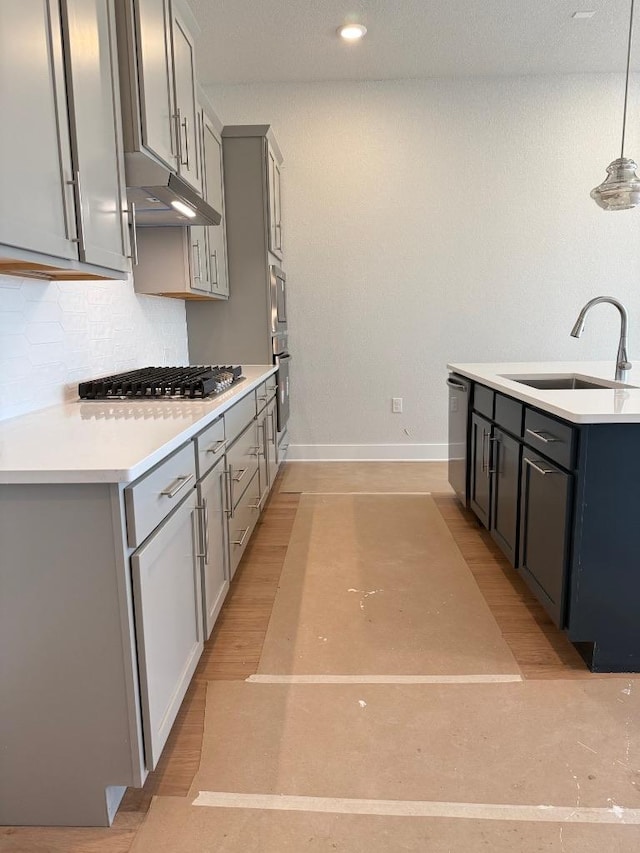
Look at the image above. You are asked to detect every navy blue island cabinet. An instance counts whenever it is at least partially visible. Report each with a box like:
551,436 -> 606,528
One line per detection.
458,380 -> 640,673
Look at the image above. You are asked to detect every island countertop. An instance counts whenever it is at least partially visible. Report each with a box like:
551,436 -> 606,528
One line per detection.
0,365 -> 277,485
447,361 -> 640,425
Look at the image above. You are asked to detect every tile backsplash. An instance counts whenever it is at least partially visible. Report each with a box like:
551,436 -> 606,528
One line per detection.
0,275 -> 189,421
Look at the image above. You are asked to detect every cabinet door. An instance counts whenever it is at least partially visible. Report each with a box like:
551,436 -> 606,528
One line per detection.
133,0 -> 176,169
64,0 -> 131,273
199,458 -> 229,639
266,143 -> 283,260
190,225 -> 210,293
266,397 -> 278,478
490,428 -> 521,566
202,116 -> 229,297
519,452 -> 572,627
131,492 -> 203,771
172,10 -> 202,193
470,412 -> 492,528
274,159 -> 283,256
0,1 -> 77,261
257,411 -> 269,507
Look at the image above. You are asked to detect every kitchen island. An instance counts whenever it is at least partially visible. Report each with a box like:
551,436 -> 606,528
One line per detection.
0,365 -> 278,827
447,360 -> 640,674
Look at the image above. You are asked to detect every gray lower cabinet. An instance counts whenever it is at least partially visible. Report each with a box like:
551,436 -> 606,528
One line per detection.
470,412 -> 492,528
266,396 -> 278,477
228,469 -> 261,579
198,455 -> 229,639
131,490 -> 203,771
0,0 -> 131,279
490,428 -> 521,566
519,451 -> 572,628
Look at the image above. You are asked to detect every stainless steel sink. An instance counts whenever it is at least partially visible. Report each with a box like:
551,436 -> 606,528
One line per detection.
501,373 -> 637,390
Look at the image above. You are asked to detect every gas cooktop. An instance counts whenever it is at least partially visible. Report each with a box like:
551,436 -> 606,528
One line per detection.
78,366 -> 244,400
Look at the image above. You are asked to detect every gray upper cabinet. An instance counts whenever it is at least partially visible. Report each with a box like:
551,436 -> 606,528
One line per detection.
64,0 -> 131,274
172,7 -> 202,194
116,0 -> 202,193
201,110 -> 229,298
267,140 -> 283,260
130,0 -> 177,169
0,0 -> 131,280
0,1 -> 77,262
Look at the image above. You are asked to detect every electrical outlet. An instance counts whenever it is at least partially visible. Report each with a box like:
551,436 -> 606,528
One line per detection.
392,397 -> 403,413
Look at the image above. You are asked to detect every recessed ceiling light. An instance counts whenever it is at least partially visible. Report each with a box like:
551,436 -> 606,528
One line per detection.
337,23 -> 367,41
572,10 -> 596,19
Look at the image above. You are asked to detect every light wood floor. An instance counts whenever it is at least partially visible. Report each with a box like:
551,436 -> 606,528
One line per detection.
0,464 -> 593,853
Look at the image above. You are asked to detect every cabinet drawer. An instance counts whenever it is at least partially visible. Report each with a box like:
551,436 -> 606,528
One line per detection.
473,384 -> 494,419
227,421 -> 260,508
225,392 -> 256,446
125,443 -> 197,548
255,376 -> 277,414
524,409 -> 576,470
494,394 -> 523,437
228,469 -> 261,578
195,416 -> 226,480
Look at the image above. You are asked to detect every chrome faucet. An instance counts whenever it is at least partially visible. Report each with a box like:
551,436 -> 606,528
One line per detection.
570,296 -> 632,382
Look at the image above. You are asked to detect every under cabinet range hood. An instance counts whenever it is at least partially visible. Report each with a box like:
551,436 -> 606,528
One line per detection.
124,153 -> 222,227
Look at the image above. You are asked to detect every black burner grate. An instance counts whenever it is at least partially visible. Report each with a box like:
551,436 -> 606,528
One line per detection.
78,366 -> 243,399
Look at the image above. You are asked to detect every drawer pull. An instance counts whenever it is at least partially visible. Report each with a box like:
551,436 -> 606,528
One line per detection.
248,493 -> 263,510
160,473 -> 194,498
232,527 -> 250,547
224,468 -> 233,518
526,428 -> 560,444
524,457 -> 559,477
206,439 -> 227,455
232,467 -> 248,483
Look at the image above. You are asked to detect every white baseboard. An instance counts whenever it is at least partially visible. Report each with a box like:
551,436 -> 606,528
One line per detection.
286,444 -> 448,462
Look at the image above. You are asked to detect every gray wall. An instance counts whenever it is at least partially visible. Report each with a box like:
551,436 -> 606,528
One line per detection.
208,74 -> 640,459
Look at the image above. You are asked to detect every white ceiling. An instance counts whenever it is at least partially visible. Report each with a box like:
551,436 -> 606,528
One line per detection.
188,0 -> 633,86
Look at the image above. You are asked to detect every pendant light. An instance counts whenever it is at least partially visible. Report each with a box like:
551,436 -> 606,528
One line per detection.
591,0 -> 640,210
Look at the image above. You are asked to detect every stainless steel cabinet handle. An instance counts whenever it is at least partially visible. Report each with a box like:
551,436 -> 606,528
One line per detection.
248,493 -> 263,510
232,467 -> 248,483
224,467 -> 233,518
195,501 -> 209,561
128,202 -> 138,266
210,249 -> 218,286
173,110 -> 183,164
526,428 -> 560,444
160,473 -> 194,498
524,457 -> 559,476
206,439 -> 226,455
202,498 -> 209,563
181,116 -> 190,168
481,428 -> 489,473
67,170 -> 86,257
446,378 -> 468,391
488,435 -> 499,475
192,240 -> 202,280
232,527 -> 250,547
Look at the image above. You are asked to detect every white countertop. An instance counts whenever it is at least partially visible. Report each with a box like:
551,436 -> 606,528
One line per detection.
447,361 -> 640,424
0,365 -> 277,485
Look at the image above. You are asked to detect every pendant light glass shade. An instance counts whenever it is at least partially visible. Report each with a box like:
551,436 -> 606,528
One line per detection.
591,157 -> 640,210
591,0 -> 640,210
